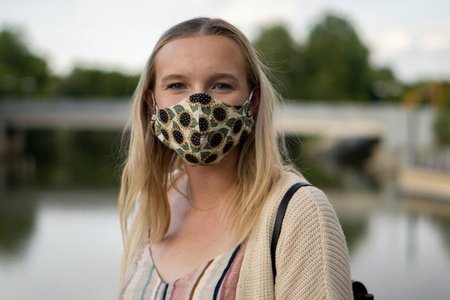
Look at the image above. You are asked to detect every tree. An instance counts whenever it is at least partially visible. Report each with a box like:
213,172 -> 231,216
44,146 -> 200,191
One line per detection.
368,66 -> 402,101
0,27 -> 50,98
253,24 -> 301,98
252,13 -> 395,102
0,27 -> 139,99
300,13 -> 372,101
55,67 -> 139,98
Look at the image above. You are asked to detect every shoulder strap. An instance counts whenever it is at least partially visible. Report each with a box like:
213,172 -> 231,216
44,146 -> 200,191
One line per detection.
270,183 -> 374,300
271,182 -> 311,279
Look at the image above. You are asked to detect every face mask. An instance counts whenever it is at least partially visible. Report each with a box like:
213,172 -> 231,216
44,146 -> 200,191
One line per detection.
151,91 -> 255,165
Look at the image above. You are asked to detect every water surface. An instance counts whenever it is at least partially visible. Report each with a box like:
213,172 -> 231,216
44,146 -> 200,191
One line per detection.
1,185 -> 449,299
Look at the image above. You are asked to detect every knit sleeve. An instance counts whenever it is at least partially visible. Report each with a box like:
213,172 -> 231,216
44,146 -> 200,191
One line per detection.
274,186 -> 353,300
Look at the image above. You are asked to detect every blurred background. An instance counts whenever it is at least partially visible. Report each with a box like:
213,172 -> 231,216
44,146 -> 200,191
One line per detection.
1,0 -> 449,299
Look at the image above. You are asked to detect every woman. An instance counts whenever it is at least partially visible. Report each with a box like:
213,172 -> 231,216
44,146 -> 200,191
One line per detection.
118,17 -> 352,299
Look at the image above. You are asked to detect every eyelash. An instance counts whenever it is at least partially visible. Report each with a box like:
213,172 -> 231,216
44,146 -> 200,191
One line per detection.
167,83 -> 185,90
165,82 -> 234,91
213,82 -> 233,90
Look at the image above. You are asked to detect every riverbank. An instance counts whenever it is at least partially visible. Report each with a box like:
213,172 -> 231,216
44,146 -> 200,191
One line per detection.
398,166 -> 450,202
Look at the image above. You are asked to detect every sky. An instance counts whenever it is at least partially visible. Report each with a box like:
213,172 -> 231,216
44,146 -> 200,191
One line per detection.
1,0 -> 449,83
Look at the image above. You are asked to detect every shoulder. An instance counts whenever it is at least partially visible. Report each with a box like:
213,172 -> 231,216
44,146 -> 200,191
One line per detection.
257,170 -> 347,259
272,171 -> 344,250
239,171 -> 352,299
266,170 -> 337,227
285,181 -> 337,228
279,182 -> 344,253
273,173 -> 353,299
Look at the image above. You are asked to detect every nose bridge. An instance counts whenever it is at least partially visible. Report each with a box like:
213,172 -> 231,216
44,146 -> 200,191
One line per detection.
191,81 -> 208,95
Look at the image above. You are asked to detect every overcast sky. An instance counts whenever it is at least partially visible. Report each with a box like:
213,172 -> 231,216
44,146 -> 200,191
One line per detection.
1,0 -> 449,82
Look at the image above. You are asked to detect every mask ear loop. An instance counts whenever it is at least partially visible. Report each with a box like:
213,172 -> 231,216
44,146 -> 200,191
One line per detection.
148,91 -> 158,123
245,87 -> 257,116
247,88 -> 255,104
150,91 -> 158,110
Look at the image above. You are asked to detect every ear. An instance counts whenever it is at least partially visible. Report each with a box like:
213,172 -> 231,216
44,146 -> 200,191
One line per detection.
249,87 -> 260,117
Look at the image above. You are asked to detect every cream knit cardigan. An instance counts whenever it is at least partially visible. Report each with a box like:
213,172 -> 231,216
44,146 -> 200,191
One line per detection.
236,171 -> 353,299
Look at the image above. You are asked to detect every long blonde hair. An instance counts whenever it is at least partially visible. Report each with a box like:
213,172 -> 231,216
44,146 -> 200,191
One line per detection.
118,17 -> 293,285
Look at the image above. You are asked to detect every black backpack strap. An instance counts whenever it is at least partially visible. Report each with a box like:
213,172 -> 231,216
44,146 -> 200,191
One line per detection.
270,183 -> 375,300
352,281 -> 374,300
271,182 -> 311,279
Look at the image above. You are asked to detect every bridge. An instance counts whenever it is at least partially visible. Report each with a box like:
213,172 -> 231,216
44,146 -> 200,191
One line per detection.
2,99 -> 448,201
0,99 -> 436,150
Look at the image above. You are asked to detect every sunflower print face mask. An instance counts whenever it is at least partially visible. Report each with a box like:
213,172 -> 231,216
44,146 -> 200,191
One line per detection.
151,91 -> 255,166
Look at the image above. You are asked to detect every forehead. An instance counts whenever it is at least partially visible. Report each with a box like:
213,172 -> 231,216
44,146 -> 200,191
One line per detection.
154,35 -> 247,79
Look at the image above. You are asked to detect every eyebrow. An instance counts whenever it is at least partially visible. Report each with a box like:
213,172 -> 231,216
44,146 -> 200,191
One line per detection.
160,74 -> 189,82
208,73 -> 240,83
160,73 -> 240,83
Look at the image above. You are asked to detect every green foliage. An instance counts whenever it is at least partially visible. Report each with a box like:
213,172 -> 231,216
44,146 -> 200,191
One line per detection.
0,27 -> 50,97
301,14 -> 371,101
0,14 -> 403,101
56,67 -> 139,98
284,135 -> 341,187
0,27 -> 139,99
434,85 -> 450,145
369,67 -> 401,101
253,24 -> 301,97
253,13 -> 399,102
0,193 -> 35,255
434,107 -> 450,145
24,130 -> 121,187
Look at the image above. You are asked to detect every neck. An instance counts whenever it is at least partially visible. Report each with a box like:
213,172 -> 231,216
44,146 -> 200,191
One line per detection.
183,148 -> 239,211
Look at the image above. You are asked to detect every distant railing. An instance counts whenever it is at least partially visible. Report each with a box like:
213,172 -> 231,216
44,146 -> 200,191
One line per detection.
407,148 -> 450,174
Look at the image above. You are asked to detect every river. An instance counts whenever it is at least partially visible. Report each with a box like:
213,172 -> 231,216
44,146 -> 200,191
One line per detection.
1,181 -> 450,299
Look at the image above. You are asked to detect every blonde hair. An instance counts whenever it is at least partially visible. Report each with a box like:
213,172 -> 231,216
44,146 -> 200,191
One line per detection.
118,17 -> 294,285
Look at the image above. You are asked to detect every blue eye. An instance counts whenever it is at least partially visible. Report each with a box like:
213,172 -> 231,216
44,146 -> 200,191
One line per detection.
167,83 -> 185,89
